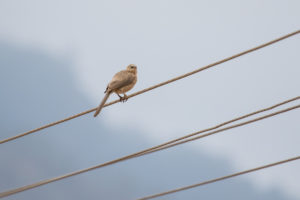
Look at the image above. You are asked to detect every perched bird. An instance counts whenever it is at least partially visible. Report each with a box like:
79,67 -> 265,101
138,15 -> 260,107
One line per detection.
94,64 -> 138,117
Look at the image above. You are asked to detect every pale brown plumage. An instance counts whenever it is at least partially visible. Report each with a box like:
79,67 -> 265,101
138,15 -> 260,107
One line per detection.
94,64 -> 138,117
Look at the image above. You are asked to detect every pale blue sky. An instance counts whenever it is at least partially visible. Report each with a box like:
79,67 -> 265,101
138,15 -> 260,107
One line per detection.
0,0 -> 299,199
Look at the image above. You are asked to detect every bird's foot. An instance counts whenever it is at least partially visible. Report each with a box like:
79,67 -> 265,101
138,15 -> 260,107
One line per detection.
118,94 -> 128,102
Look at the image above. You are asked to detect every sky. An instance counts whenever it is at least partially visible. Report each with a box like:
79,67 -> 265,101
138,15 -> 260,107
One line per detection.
0,0 -> 299,199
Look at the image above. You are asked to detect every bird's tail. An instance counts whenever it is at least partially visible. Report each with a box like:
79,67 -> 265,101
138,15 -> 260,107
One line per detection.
94,91 -> 111,117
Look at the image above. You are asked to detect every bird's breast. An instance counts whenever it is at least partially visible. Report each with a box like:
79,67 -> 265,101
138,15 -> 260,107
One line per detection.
115,78 -> 137,94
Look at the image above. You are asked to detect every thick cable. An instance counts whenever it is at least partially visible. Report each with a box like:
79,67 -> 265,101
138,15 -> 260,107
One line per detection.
1,30 -> 299,144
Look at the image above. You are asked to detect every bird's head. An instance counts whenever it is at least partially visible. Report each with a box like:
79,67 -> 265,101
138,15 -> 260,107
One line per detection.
126,64 -> 137,74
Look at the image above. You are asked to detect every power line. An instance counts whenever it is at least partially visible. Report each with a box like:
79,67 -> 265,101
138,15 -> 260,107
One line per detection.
1,30 -> 299,144
140,106 -> 300,157
138,96 -> 300,156
138,155 -> 300,200
129,104 -> 300,158
0,100 -> 299,198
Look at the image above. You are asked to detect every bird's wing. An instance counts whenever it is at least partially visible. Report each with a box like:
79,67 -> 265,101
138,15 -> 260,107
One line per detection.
108,70 -> 135,91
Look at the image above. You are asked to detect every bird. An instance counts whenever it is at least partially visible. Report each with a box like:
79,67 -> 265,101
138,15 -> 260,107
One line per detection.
94,64 -> 138,117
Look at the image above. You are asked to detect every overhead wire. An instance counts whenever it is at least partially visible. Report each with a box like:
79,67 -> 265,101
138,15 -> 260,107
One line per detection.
138,155 -> 300,200
138,96 -> 300,155
0,30 -> 299,144
0,98 -> 299,198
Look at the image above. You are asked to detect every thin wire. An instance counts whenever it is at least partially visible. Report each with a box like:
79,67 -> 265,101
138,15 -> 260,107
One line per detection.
142,104 -> 300,155
0,102 -> 299,198
137,96 -> 300,156
1,30 -> 299,144
138,155 -> 300,200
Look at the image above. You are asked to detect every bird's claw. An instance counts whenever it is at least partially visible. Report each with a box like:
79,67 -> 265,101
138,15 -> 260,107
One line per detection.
118,94 -> 128,102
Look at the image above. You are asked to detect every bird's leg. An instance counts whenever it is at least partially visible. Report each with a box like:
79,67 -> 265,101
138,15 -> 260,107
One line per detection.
117,93 -> 128,102
117,93 -> 123,101
122,94 -> 128,102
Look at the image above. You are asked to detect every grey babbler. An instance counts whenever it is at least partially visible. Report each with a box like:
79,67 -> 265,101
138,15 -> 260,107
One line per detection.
94,64 -> 138,117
